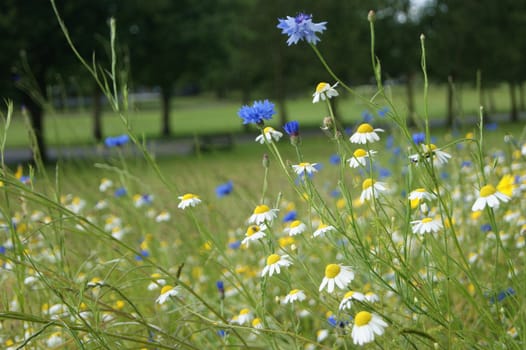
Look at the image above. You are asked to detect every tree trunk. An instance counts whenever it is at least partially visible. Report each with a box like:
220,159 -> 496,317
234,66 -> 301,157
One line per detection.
23,94 -> 47,163
92,84 -> 103,142
509,81 -> 518,122
446,75 -> 454,127
160,86 -> 172,137
406,72 -> 416,127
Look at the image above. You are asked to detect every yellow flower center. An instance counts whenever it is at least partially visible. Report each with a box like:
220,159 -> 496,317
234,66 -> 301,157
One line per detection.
415,188 -> 426,193
289,289 -> 300,295
298,162 -> 310,168
325,264 -> 341,278
254,204 -> 270,214
343,290 -> 355,299
182,193 -> 197,200
151,273 -> 162,279
246,225 -> 260,236
160,285 -> 173,295
357,123 -> 373,133
427,144 -> 437,151
263,126 -> 274,134
267,254 -> 280,265
290,220 -> 301,228
240,308 -> 250,315
318,223 -> 328,230
353,149 -> 367,157
421,217 -> 433,223
480,185 -> 496,197
354,311 -> 372,326
252,318 -> 262,327
315,82 -> 329,93
362,178 -> 374,190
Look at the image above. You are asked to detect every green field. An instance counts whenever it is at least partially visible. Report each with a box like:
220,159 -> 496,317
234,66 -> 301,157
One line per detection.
3,83 -> 515,148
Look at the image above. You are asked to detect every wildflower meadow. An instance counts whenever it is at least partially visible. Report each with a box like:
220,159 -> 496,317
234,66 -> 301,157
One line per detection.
1,9 -> 526,350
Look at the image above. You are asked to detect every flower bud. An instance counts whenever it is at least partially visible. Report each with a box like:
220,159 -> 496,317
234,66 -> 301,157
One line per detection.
262,154 -> 270,169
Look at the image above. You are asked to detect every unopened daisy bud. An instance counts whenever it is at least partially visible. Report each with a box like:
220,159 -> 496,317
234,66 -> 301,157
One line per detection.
262,153 -> 270,169
368,10 -> 375,22
322,116 -> 333,131
420,33 -> 425,41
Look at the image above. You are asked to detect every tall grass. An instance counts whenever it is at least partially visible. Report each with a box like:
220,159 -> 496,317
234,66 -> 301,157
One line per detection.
0,5 -> 525,349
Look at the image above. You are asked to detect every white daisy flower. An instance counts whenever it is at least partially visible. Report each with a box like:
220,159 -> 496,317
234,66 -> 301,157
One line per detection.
156,285 -> 179,304
261,254 -> 293,277
319,264 -> 355,293
360,178 -> 387,202
241,224 -> 267,247
312,82 -> 339,103
292,162 -> 319,176
249,204 -> 279,224
178,193 -> 201,209
147,273 -> 166,291
351,311 -> 388,346
313,222 -> 336,238
347,149 -> 376,168
364,291 -> 380,303
349,123 -> 384,144
285,220 -> 306,236
252,317 -> 264,329
155,210 -> 171,222
471,184 -> 510,211
283,289 -> 306,304
255,126 -> 283,144
99,178 -> 113,192
236,308 -> 253,325
316,329 -> 329,342
410,144 -> 451,166
46,332 -> 65,348
408,188 -> 436,209
411,217 -> 443,235
339,290 -> 365,310
94,200 -> 108,210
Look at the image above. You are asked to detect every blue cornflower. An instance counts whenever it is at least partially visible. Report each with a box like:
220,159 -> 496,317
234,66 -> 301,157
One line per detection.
135,250 -> 149,261
105,134 -> 129,147
489,287 -> 515,304
216,280 -> 225,299
481,224 -> 492,232
412,132 -> 425,144
282,210 -> 297,222
0,246 -> 5,254
362,110 -> 373,123
277,13 -> 327,46
228,240 -> 241,250
114,187 -> 127,197
329,154 -> 340,165
216,181 -> 233,198
378,107 -> 389,117
238,100 -> 275,125
485,122 -> 498,131
283,120 -> 300,136
386,135 -> 394,149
